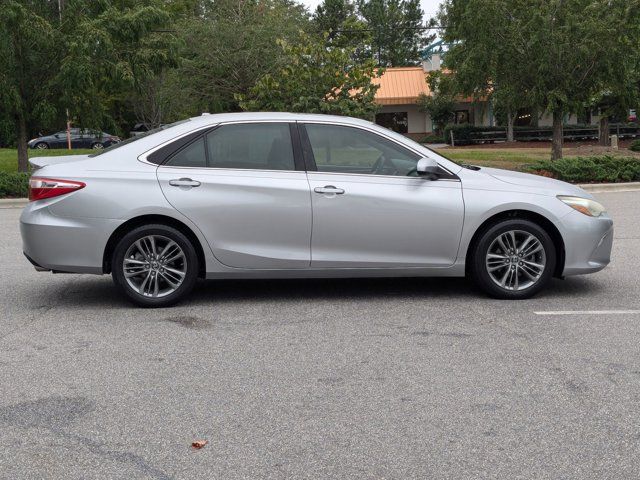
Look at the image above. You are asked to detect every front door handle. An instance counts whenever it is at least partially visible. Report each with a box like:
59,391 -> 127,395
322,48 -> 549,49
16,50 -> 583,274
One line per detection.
169,178 -> 201,188
314,185 -> 345,195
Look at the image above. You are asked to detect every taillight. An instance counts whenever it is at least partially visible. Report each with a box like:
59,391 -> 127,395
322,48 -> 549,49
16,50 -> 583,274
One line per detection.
29,177 -> 86,202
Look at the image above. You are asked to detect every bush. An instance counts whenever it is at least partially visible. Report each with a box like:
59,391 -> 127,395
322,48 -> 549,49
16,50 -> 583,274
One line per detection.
0,172 -> 29,198
630,139 -> 640,152
526,155 -> 640,183
420,134 -> 445,144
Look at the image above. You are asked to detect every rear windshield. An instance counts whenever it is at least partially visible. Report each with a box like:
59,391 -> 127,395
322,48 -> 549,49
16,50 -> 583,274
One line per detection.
89,119 -> 191,157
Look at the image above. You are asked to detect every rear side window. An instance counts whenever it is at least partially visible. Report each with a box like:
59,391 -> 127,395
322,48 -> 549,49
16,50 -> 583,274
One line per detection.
206,123 -> 295,170
165,137 -> 206,168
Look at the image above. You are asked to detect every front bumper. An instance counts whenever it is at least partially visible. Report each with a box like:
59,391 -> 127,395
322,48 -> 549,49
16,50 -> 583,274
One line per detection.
561,210 -> 614,276
20,201 -> 122,274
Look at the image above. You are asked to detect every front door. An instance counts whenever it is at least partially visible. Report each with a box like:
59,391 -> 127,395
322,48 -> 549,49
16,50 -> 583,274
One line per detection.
301,123 -> 464,268
157,122 -> 312,269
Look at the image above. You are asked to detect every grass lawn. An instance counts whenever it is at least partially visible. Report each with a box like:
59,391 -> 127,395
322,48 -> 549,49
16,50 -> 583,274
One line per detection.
0,148 -> 94,173
433,146 -> 640,171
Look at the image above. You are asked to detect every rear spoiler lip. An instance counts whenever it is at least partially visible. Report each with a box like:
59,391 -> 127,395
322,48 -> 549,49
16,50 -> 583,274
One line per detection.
29,154 -> 91,170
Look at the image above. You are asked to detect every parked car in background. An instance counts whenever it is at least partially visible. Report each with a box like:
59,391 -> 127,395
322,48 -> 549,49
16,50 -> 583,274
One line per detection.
27,129 -> 120,150
130,123 -> 165,137
20,113 -> 613,307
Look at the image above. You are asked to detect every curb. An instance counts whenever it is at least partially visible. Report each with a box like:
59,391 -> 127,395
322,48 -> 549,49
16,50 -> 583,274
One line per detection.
579,182 -> 640,193
0,198 -> 28,209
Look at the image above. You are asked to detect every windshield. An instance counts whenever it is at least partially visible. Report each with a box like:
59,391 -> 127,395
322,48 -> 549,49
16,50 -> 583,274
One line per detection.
89,119 -> 190,157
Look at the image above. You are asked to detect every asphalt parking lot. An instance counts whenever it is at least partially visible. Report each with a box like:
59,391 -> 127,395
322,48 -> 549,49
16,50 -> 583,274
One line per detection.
1,191 -> 639,479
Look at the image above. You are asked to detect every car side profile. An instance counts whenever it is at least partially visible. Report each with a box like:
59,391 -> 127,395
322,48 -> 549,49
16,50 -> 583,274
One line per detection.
20,113 -> 613,307
27,128 -> 120,150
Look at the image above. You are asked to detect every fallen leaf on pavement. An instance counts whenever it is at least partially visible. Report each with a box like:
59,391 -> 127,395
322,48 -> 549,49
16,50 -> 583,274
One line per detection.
191,440 -> 208,449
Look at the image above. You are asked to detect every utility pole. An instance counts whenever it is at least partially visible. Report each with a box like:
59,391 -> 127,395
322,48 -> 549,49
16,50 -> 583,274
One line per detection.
58,0 -> 71,150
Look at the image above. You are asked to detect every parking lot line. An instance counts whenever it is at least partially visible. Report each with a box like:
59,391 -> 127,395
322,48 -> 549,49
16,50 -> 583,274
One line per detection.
534,310 -> 640,316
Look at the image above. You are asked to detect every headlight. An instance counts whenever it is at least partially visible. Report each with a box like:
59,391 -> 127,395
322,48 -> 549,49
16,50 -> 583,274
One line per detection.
557,195 -> 606,217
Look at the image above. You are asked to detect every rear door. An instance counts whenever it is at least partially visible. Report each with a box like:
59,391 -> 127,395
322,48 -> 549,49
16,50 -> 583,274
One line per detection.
156,122 -> 312,269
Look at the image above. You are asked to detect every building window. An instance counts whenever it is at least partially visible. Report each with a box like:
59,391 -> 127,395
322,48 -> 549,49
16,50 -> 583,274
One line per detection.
455,110 -> 470,124
375,112 -> 409,134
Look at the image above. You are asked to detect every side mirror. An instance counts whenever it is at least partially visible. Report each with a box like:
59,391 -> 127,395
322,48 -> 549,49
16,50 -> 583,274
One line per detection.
416,157 -> 440,179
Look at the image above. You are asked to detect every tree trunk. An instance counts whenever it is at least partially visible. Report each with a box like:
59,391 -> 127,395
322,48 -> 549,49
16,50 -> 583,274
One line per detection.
506,110 -> 515,142
599,116 -> 610,146
16,115 -> 29,173
551,110 -> 563,161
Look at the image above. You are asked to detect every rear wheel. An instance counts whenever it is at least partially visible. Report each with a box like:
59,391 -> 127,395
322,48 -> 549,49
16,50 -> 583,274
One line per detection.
112,224 -> 199,307
91,142 -> 104,150
469,219 -> 556,299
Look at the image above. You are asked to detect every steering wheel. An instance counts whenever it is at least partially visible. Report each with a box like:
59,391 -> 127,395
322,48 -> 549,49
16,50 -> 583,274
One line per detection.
371,154 -> 399,176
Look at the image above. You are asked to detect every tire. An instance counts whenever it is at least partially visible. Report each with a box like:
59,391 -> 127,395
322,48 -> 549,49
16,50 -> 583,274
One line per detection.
112,224 -> 199,307
91,142 -> 104,150
469,219 -> 556,299
35,142 -> 49,149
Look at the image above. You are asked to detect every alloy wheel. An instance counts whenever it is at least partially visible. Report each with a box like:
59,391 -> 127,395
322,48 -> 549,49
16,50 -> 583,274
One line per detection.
123,235 -> 187,298
485,230 -> 546,291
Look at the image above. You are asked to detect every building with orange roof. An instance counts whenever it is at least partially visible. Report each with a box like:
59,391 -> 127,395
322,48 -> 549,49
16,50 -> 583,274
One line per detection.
372,51 -> 600,139
371,55 -> 494,139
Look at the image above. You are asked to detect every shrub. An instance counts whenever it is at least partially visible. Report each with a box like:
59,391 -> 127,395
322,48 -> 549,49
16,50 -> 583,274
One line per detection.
0,172 -> 29,198
420,134 -> 445,144
630,139 -> 640,152
526,155 -> 640,183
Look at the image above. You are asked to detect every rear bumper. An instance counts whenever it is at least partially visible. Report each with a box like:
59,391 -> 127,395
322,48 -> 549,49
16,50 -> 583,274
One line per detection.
20,202 -> 122,274
561,211 -> 614,276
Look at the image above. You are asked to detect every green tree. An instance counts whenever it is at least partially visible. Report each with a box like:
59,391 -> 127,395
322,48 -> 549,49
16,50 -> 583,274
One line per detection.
0,0 -> 175,171
358,0 -> 430,66
417,72 -> 455,135
440,0 -> 640,160
238,33 -> 381,119
0,1 -> 59,171
313,0 -> 369,50
174,0 -> 310,114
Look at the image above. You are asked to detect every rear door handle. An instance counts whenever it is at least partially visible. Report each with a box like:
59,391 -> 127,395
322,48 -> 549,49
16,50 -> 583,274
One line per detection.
169,178 -> 201,188
314,185 -> 345,195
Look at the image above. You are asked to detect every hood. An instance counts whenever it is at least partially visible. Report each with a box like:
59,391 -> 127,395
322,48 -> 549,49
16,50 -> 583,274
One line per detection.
29,154 -> 91,170
480,166 -> 590,197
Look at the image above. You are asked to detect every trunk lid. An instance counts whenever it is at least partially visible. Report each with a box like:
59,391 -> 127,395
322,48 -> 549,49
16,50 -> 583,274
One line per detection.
29,154 -> 91,170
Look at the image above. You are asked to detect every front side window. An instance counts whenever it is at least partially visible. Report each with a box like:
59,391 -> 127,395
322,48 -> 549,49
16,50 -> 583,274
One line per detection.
304,124 -> 420,176
206,123 -> 295,171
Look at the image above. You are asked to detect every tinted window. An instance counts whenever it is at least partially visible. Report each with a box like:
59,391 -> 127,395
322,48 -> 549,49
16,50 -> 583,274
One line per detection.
206,123 -> 294,170
165,137 -> 206,168
304,124 -> 420,176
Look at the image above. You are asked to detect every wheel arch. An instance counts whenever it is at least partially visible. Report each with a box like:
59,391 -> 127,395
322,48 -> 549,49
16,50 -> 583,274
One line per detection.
103,214 -> 207,277
464,209 -> 565,278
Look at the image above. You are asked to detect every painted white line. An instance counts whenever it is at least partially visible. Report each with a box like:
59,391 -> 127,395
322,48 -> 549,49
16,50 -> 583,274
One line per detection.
534,310 -> 640,316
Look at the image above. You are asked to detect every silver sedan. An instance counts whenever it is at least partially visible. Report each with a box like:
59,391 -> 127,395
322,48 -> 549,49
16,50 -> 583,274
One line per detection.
20,113 -> 613,307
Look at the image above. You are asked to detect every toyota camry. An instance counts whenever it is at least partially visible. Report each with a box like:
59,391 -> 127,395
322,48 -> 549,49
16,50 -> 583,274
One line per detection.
20,113 -> 613,307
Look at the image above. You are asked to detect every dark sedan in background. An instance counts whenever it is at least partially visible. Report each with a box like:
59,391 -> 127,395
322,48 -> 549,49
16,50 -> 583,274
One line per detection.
28,129 -> 120,150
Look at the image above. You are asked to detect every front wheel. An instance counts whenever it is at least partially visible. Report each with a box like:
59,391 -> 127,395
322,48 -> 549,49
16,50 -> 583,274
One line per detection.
91,142 -> 104,150
112,224 -> 199,307
35,142 -> 49,149
469,219 -> 556,299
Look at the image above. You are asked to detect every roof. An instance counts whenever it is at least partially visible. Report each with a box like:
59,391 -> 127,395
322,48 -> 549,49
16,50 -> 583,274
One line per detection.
372,67 -> 431,106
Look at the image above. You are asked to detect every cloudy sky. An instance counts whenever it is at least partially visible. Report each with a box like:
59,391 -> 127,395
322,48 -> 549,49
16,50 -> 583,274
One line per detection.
299,0 -> 443,19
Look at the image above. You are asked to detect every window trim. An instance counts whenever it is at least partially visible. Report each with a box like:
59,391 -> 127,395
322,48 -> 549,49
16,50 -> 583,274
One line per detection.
298,121 -> 459,180
146,121 -> 305,173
